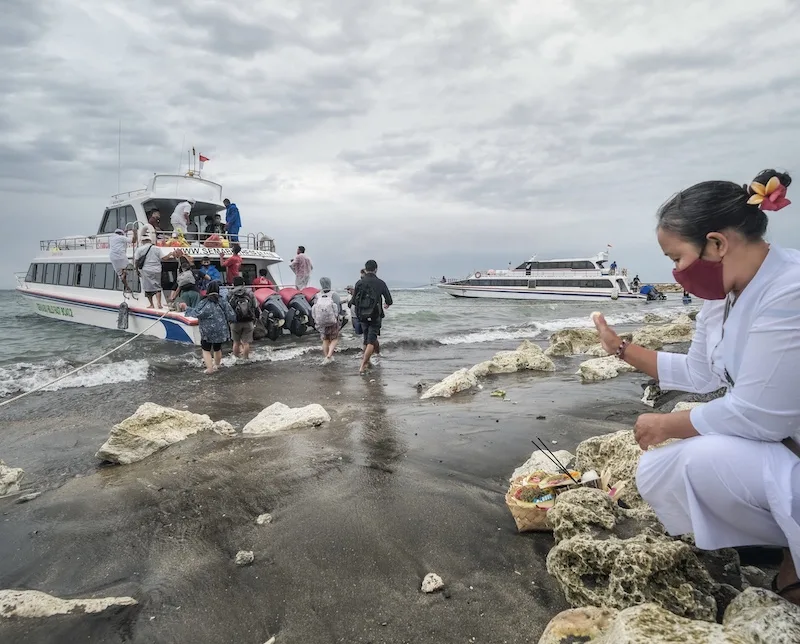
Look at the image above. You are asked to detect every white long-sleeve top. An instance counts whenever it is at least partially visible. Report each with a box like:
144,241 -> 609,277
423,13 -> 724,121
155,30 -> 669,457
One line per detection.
657,243 -> 800,443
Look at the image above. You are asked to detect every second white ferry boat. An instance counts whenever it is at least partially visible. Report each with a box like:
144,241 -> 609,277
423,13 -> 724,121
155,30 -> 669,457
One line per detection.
438,251 -> 659,302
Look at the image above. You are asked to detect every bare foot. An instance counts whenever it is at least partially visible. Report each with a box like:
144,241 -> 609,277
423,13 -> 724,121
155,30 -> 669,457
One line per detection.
147,305 -> 154,309
203,368 -> 215,375
774,549 -> 800,605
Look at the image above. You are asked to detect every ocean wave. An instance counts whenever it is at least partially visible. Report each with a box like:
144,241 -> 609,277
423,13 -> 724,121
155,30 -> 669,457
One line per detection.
0,358 -> 150,398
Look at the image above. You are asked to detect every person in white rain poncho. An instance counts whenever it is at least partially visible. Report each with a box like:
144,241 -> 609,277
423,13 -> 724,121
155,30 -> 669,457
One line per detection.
109,229 -> 131,292
289,245 -> 313,290
170,199 -> 195,236
593,168 -> 800,604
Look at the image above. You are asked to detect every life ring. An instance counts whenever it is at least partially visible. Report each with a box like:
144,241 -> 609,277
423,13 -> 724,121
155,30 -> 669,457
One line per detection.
475,271 -> 482,278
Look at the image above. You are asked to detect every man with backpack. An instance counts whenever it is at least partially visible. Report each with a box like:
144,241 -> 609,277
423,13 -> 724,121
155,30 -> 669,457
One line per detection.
311,277 -> 343,365
227,276 -> 260,361
351,260 -> 393,374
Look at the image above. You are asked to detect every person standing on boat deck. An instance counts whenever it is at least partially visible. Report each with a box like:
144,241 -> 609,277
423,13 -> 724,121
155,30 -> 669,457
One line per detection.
227,276 -> 259,361
109,229 -> 131,292
134,235 -> 179,309
631,274 -> 641,292
205,213 -> 225,236
180,280 -> 236,374
289,246 -> 313,290
198,258 -> 222,285
223,199 -> 241,242
610,260 -> 617,275
134,210 -> 161,245
352,260 -> 392,375
220,243 -> 243,284
170,198 -> 195,236
592,169 -> 800,605
312,277 -> 343,364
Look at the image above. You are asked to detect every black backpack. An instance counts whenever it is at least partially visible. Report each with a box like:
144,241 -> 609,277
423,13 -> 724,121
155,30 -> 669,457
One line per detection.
231,292 -> 255,322
355,279 -> 380,321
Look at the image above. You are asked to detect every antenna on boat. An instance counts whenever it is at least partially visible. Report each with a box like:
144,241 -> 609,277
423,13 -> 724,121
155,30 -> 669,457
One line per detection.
177,134 -> 186,173
117,120 -> 122,193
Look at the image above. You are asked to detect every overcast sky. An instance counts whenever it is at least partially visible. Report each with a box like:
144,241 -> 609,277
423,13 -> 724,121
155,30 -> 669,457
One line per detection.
2,0 -> 799,289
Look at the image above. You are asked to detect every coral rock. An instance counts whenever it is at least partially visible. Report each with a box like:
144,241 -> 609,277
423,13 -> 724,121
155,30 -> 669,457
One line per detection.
96,403 -> 213,464
235,551 -> 254,566
545,328 -> 600,356
0,461 -> 24,497
420,368 -> 478,399
632,321 -> 694,350
574,430 -> 644,508
510,450 -> 574,481
537,606 -> 618,644
469,340 -> 555,377
242,403 -> 330,434
546,533 -> 718,621
576,356 -> 637,383
672,401 -> 705,413
0,589 -> 137,619
591,603 -> 747,643
420,573 -> 444,593
723,586 -> 800,644
211,420 -> 236,435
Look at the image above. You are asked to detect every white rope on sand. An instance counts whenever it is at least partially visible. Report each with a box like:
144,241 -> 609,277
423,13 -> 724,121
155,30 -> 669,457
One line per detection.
0,308 -> 172,410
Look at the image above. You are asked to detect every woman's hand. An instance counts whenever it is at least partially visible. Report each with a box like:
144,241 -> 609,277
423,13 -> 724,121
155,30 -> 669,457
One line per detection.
592,312 -> 622,355
179,302 -> 188,312
634,413 -> 670,450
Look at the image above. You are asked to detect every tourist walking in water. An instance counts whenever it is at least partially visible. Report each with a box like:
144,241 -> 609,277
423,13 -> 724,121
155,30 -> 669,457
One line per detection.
220,243 -> 243,284
134,235 -> 180,309
227,276 -> 259,361
180,281 -> 236,374
352,260 -> 392,374
312,277 -> 343,364
593,169 -> 800,604
223,198 -> 241,242
289,246 -> 313,289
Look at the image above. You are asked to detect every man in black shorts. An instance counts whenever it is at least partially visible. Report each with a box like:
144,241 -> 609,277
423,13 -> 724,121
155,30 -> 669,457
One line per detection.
351,259 -> 393,374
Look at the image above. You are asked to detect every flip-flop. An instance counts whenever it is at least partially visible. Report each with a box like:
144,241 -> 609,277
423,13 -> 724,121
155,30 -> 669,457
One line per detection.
771,574 -> 800,597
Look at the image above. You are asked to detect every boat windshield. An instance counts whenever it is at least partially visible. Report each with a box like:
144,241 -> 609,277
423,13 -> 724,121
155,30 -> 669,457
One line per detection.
150,175 -> 222,203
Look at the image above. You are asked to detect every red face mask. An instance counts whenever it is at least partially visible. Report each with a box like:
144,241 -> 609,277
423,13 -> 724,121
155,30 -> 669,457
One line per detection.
672,256 -> 726,300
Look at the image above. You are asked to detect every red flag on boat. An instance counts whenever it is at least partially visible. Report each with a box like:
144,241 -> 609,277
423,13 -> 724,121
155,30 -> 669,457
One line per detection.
199,154 -> 209,171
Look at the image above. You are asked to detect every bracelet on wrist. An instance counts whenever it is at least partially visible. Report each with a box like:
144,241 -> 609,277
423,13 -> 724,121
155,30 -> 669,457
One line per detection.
615,339 -> 630,360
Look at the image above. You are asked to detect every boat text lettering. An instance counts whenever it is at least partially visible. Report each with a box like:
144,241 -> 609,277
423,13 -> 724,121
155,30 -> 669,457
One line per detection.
37,303 -> 74,318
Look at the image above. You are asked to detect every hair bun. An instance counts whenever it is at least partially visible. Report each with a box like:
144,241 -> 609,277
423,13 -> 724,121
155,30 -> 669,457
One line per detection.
749,169 -> 792,193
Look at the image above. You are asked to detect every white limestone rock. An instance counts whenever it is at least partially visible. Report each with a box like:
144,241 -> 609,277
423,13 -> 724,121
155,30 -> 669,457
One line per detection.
96,403 -> 214,464
0,461 -> 24,497
510,449 -> 575,481
470,340 -> 555,377
545,328 -> 600,356
211,420 -> 236,436
723,586 -> 800,643
590,603 -> 745,643
0,589 -> 137,619
577,356 -> 637,383
632,320 -> 694,350
582,343 -> 609,357
235,550 -> 254,566
242,403 -> 331,434
672,401 -> 705,413
643,313 -> 667,324
421,573 -> 444,593
537,606 -> 619,644
256,513 -> 273,525
420,368 -> 478,400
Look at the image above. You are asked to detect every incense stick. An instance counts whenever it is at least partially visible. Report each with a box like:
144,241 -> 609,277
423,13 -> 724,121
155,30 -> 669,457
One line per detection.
532,437 -> 579,484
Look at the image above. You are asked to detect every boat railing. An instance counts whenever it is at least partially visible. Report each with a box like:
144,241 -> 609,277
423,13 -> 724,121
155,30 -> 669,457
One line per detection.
110,187 -> 149,203
40,229 -> 277,254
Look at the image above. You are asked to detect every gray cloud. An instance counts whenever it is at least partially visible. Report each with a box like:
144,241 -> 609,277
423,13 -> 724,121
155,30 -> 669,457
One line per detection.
1,0 -> 800,289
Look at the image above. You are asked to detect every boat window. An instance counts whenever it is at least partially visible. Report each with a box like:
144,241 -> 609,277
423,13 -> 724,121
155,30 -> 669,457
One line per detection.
100,209 -> 119,234
26,264 -> 36,282
616,278 -> 628,293
118,205 -> 136,230
105,264 -> 119,290
530,279 -> 614,288
34,263 -> 45,283
75,263 -> 93,288
44,263 -> 57,284
58,263 -> 73,286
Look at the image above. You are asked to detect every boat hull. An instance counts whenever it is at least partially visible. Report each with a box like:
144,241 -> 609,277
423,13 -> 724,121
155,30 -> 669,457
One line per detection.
437,284 -> 647,302
18,288 -> 201,344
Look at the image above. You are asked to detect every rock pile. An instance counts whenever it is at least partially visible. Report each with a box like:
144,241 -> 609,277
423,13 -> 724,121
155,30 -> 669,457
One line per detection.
537,428 -> 800,642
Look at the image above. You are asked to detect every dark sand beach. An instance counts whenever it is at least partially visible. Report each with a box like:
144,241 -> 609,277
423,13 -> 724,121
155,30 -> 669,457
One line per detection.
0,342 -> 648,644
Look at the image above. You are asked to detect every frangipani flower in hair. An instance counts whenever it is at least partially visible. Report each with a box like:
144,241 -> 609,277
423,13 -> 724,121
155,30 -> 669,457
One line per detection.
748,176 -> 791,211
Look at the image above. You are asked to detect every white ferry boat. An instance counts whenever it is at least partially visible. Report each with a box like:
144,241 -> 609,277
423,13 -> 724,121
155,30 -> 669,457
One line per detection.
15,172 -> 286,344
438,252 -> 656,302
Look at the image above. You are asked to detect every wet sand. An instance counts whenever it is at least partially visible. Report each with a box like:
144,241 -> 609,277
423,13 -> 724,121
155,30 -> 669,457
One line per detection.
0,344 -> 648,643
